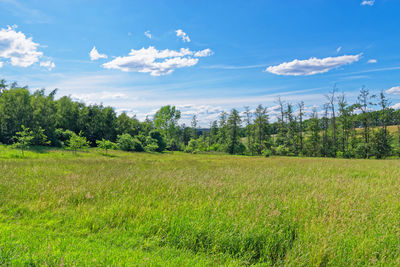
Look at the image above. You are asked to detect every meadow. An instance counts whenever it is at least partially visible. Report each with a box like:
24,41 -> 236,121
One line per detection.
1,145 -> 400,266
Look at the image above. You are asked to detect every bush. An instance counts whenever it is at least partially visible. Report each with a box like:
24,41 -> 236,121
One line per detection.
274,145 -> 289,156
55,129 -> 74,147
144,136 -> 159,152
67,132 -> 89,154
262,149 -> 272,157
96,139 -> 116,154
149,130 -> 166,152
354,143 -> 371,159
185,139 -> 198,153
116,133 -> 143,152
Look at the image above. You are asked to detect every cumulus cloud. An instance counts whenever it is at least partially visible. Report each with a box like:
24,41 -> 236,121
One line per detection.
265,54 -> 361,76
0,25 -> 43,67
367,59 -> 377,64
144,30 -> 152,39
40,60 -> 55,70
386,86 -> 400,95
361,0 -> 375,6
89,46 -> 107,60
102,46 -> 213,76
175,29 -> 190,42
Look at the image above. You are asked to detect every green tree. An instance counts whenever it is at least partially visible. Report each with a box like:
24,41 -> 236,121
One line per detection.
305,108 -> 321,157
356,87 -> 375,158
32,126 -> 51,146
154,105 -> 181,150
96,139 -> 116,154
67,132 -> 89,154
253,104 -> 270,155
227,109 -> 243,154
12,125 -> 34,156
116,133 -> 143,152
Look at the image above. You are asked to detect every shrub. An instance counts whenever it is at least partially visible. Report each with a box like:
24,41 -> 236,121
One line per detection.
12,125 -> 34,156
96,139 -> 116,154
55,129 -> 74,147
262,149 -> 272,157
117,133 -> 143,152
274,145 -> 289,156
67,132 -> 89,154
149,130 -> 166,152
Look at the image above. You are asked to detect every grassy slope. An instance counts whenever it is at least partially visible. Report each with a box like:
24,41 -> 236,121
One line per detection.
1,145 -> 400,265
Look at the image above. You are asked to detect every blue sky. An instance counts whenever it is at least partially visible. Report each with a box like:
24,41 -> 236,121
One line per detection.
0,0 -> 399,126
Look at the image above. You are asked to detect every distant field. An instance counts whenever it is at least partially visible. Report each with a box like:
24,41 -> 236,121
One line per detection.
1,145 -> 400,265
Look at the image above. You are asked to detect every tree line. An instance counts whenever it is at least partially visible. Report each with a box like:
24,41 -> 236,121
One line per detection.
1,79 -> 400,159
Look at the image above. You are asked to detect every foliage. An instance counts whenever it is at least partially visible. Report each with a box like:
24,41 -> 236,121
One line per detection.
96,139 -> 116,154
2,79 -> 400,159
67,132 -> 89,154
12,125 -> 34,156
116,133 -> 143,152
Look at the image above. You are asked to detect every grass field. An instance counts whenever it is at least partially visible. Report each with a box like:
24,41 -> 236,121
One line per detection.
1,145 -> 400,266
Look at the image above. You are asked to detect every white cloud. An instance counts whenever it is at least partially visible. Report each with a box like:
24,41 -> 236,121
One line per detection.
367,59 -> 377,64
336,46 -> 342,53
39,60 -> 55,70
89,46 -> 107,60
194,48 -> 214,57
0,25 -> 43,67
265,54 -> 361,76
71,91 -> 128,104
391,103 -> 400,110
175,29 -> 190,42
361,0 -> 375,6
386,86 -> 400,95
0,61 -> 3,68
102,46 -> 213,76
144,30 -> 152,39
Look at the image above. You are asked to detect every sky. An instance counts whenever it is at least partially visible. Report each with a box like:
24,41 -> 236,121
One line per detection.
0,0 -> 400,126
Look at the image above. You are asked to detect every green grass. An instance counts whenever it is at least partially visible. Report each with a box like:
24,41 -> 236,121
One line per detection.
1,145 -> 400,265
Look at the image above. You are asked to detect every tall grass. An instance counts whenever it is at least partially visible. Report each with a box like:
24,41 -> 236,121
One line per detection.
1,146 -> 400,265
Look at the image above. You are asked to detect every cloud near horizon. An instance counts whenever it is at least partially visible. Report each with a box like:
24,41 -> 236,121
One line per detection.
265,54 -> 361,76
386,86 -> 400,95
89,46 -> 108,60
0,25 -> 52,68
102,46 -> 213,76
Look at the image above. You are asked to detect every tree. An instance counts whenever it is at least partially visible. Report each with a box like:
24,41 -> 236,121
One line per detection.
253,104 -> 270,155
116,133 -> 143,152
243,106 -> 254,155
154,106 -> 180,136
325,86 -> 337,155
373,91 -> 392,158
356,86 -> 375,158
227,109 -> 243,154
305,108 -> 321,157
285,103 -> 297,155
191,115 -> 198,139
32,126 -> 51,146
12,125 -> 34,156
322,103 -> 330,157
148,130 -> 166,152
297,101 -> 305,154
67,132 -> 89,154
275,97 -> 287,146
96,139 -> 116,154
